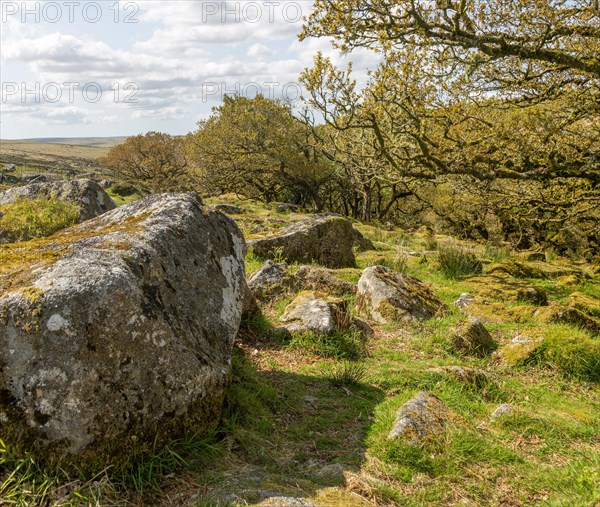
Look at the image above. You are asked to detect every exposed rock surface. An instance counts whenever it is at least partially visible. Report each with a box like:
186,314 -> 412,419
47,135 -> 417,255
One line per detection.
491,404 -> 514,420
247,214 -> 356,268
353,228 -> 375,251
295,265 -> 357,296
0,193 -> 246,460
279,291 -> 356,336
451,319 -> 497,357
388,392 -> 461,445
248,260 -> 295,301
0,179 -> 117,222
356,266 -> 447,323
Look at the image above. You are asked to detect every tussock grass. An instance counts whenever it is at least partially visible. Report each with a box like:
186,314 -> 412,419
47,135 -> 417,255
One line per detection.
437,242 -> 483,279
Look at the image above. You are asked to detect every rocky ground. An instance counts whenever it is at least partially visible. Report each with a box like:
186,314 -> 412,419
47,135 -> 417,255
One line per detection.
1,192 -> 598,506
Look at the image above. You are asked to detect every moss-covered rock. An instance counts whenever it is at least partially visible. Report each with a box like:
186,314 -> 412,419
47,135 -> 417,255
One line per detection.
246,214 -> 356,268
488,260 -> 545,279
451,319 -> 497,357
356,266 -> 447,323
494,337 -> 544,366
567,292 -> 600,318
535,303 -> 599,335
295,265 -> 357,296
468,274 -> 547,306
0,193 -> 246,469
388,392 -> 463,446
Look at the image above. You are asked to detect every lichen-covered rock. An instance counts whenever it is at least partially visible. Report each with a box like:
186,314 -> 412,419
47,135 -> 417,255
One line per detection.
356,266 -> 447,323
246,214 -> 356,268
278,290 -> 371,339
388,392 -> 461,445
451,319 -> 497,357
0,179 -> 117,222
295,265 -> 357,296
491,404 -> 514,420
0,193 -> 246,462
279,291 -> 346,335
516,286 -> 548,305
248,260 -> 295,301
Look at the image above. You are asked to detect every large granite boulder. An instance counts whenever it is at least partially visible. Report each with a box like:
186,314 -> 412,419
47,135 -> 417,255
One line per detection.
0,179 -> 117,222
356,266 -> 447,323
246,214 -> 356,268
0,193 -> 246,464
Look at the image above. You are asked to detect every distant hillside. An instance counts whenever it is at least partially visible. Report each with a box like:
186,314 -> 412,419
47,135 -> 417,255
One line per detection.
15,137 -> 128,148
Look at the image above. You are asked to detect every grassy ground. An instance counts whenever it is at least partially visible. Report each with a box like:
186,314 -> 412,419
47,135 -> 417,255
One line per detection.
1,196 -> 598,506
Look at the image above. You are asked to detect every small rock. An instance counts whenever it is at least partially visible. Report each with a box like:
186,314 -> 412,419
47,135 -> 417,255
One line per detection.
491,404 -> 514,420
438,366 -> 490,388
451,319 -> 497,357
248,260 -> 294,301
276,203 -> 300,213
516,286 -> 548,306
388,392 -> 461,445
295,265 -> 357,296
454,292 -> 475,309
279,291 -> 346,336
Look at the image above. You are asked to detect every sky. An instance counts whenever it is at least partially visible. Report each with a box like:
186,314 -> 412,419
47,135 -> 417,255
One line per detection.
0,0 -> 376,139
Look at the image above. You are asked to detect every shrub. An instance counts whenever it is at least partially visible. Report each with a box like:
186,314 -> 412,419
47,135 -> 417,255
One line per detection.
437,243 -> 483,279
0,197 -> 79,243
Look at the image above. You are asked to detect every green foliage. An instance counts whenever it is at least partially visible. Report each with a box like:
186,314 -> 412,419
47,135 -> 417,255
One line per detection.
0,197 -> 79,243
323,360 -> 367,387
287,328 -> 366,360
534,325 -> 600,382
100,132 -> 189,194
436,243 -> 482,280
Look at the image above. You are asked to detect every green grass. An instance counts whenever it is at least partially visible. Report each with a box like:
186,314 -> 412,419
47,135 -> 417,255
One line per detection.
0,197 -> 79,242
287,328 -> 367,360
437,242 -> 483,280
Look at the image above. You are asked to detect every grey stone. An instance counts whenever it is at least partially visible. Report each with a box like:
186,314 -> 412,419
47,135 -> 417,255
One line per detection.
247,214 -> 356,269
0,193 -> 246,459
0,179 -> 117,222
295,265 -> 357,296
356,266 -> 447,323
491,404 -> 514,420
248,260 -> 294,301
279,291 -> 344,335
388,392 -> 461,445
451,319 -> 497,357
